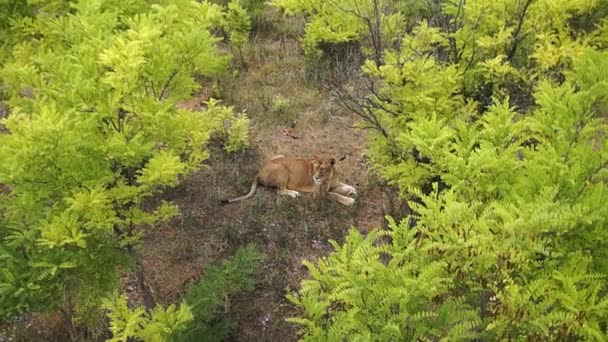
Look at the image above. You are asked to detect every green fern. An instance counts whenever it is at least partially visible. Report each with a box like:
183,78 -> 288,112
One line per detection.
175,244 -> 263,341
287,1 -> 608,340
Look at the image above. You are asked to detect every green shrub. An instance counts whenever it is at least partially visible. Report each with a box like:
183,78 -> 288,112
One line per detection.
103,296 -> 193,342
213,0 -> 266,18
271,0 -> 403,61
103,245 -> 262,341
225,113 -> 251,153
222,0 -> 252,61
0,0 -> 249,331
270,94 -> 292,115
175,244 -> 263,341
289,1 -> 608,340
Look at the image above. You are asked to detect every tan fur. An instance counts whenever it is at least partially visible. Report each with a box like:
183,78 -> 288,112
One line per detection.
221,155 -> 357,206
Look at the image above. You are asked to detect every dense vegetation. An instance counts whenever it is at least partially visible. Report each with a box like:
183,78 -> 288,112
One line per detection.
0,0 -> 254,339
1,0 -> 607,340
104,244 -> 262,341
274,0 -> 608,340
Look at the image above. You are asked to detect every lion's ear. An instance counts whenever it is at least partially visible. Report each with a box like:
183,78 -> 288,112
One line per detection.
329,158 -> 336,166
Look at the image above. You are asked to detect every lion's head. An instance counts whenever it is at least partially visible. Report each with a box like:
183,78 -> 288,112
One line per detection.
312,157 -> 336,185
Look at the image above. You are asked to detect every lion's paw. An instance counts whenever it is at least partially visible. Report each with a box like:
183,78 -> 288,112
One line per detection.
343,197 -> 355,206
287,190 -> 300,198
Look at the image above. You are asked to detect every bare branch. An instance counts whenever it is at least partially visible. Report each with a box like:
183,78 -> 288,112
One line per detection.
158,68 -> 181,101
506,0 -> 534,62
571,160 -> 608,204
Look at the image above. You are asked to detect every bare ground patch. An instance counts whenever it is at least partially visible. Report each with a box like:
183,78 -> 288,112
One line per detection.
140,7 -> 396,342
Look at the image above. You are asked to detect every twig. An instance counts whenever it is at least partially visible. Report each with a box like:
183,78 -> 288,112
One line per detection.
506,0 -> 534,62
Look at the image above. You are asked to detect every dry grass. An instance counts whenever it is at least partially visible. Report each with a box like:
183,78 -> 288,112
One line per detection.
139,6 -> 395,342
0,6 -> 402,342
142,142 -> 388,341
0,6 -> 396,342
136,6 -> 402,341
0,312 -> 66,341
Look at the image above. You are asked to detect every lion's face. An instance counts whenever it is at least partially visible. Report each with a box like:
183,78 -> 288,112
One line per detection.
312,157 -> 336,184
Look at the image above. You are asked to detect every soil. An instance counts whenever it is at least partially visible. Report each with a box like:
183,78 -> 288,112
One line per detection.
136,8 -> 395,342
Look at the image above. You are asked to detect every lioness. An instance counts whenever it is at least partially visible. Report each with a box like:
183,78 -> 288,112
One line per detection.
221,155 -> 357,206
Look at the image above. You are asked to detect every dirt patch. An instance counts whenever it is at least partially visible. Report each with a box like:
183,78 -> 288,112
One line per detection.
141,142 -> 387,340
0,312 -> 67,342
139,7 -> 394,342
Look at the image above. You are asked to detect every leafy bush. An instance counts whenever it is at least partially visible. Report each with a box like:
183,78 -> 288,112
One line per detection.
103,296 -> 193,342
270,95 -> 292,115
289,1 -> 608,340
224,0 -> 252,49
175,244 -> 263,341
103,245 -> 262,341
225,113 -> 251,153
213,0 -> 267,19
0,0 -> 249,332
220,0 -> 252,63
289,226 -> 480,340
271,0 -> 403,61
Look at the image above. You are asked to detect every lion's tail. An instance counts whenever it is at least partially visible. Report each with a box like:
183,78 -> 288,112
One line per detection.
221,178 -> 259,205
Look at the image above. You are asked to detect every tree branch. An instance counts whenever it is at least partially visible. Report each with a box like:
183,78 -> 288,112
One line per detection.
158,67 -> 181,101
571,160 -> 608,204
506,0 -> 534,62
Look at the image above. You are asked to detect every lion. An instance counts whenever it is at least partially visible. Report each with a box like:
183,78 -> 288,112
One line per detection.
221,155 -> 357,206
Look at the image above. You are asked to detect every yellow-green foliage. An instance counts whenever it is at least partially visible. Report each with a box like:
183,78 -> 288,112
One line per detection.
271,0 -> 403,59
102,245 -> 262,341
270,95 -> 291,115
289,1 -> 608,340
103,295 -> 193,342
223,0 -> 252,50
204,98 -> 251,153
360,0 -> 608,197
225,113 -> 251,153
289,226 -> 480,341
176,244 -> 263,340
0,0 -> 248,327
